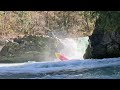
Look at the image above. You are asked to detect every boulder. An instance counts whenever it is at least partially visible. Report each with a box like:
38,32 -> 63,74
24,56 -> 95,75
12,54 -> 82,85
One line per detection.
84,28 -> 120,59
0,35 -> 64,63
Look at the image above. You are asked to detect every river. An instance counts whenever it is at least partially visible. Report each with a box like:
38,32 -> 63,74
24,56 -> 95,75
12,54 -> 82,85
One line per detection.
0,58 -> 120,79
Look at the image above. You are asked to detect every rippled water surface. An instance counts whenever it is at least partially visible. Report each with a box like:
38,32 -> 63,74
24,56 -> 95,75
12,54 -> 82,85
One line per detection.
0,58 -> 120,79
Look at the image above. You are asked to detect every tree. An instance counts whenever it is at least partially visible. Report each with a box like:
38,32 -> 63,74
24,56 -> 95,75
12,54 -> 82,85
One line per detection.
0,11 -> 97,39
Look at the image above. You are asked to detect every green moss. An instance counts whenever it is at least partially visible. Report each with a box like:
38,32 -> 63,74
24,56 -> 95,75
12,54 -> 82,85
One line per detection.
0,51 -> 51,63
93,11 -> 120,32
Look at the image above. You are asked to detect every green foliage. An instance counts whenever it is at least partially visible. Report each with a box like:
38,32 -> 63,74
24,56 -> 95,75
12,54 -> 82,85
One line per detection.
0,11 -> 97,38
92,11 -> 120,32
2,11 -> 119,37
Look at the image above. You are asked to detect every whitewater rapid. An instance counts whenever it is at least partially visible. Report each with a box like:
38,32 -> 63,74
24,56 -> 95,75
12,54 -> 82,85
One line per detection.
0,58 -> 120,79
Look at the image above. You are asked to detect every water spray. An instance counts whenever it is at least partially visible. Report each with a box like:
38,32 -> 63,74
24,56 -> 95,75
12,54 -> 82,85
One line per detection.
50,32 -> 89,60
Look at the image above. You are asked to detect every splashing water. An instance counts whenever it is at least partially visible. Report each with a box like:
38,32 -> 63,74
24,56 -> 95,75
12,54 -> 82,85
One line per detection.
57,37 -> 89,60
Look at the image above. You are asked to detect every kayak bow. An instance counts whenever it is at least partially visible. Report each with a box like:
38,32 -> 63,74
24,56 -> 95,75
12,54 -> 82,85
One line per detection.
55,52 -> 69,61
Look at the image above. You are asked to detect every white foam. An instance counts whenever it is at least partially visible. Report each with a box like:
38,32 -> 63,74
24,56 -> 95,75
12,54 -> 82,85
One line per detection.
0,58 -> 120,75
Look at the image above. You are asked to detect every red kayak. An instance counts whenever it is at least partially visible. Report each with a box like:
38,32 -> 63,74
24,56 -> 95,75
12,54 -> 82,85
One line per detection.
55,52 -> 69,61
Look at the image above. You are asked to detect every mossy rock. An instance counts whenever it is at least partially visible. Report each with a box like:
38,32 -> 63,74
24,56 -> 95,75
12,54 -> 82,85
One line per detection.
0,51 -> 53,63
0,35 -> 64,63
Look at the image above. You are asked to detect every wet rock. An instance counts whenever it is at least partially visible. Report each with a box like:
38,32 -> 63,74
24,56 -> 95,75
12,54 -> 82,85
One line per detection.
84,29 -> 120,59
0,35 -> 64,63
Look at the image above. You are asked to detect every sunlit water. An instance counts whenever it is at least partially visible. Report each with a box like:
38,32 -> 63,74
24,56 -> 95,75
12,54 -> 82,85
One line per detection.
0,58 -> 120,79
